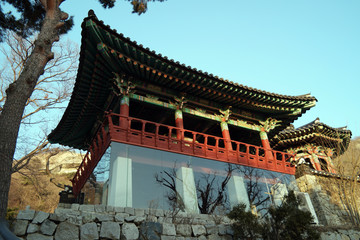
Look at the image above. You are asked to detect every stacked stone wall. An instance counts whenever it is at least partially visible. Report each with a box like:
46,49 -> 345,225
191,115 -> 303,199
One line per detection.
11,204 -> 360,240
296,173 -> 360,226
12,204 -> 234,240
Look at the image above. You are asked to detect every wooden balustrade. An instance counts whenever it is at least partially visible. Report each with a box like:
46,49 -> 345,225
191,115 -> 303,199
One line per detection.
72,113 -> 295,196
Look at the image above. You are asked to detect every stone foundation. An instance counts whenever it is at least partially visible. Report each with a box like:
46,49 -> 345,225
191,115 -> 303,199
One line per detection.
12,204 -> 234,240
12,204 -> 360,240
296,173 -> 359,226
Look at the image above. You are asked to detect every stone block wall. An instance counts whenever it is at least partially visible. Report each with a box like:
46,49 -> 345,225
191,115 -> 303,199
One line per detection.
11,204 -> 360,240
12,204 -> 234,240
296,173 -> 358,226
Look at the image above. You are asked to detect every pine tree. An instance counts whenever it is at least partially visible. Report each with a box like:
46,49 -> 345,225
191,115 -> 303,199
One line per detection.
228,191 -> 320,240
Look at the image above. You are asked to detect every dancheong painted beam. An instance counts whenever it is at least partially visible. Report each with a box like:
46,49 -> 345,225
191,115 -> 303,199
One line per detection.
71,113 -> 295,196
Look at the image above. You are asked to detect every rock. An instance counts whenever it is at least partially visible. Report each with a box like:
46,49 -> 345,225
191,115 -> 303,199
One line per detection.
121,223 -> 139,240
134,216 -> 146,225
208,234 -> 220,240
155,209 -> 164,217
114,214 -> 125,223
320,232 -> 341,240
135,209 -> 145,216
176,224 -> 192,237
27,223 -> 39,234
162,223 -> 176,236
161,236 -> 176,240
125,216 -> 137,222
218,224 -> 226,235
174,211 -> 187,218
17,209 -> 35,220
139,222 -> 162,240
82,213 -> 96,223
71,204 -> 80,211
94,205 -> 106,213
218,235 -> 233,240
341,235 -> 351,240
80,222 -> 99,240
26,233 -> 53,240
12,220 -> 28,236
79,205 -> 95,212
162,217 -> 173,224
54,222 -> 79,240
57,203 -> 71,209
54,208 -> 74,216
191,225 -> 206,237
114,206 -> 124,213
116,212 -> 130,218
33,211 -> 50,224
95,213 -> 113,222
221,216 -> 231,224
66,215 -> 82,225
100,221 -> 120,239
147,215 -> 158,222
205,224 -> 217,235
106,205 -> 115,212
40,219 -> 57,236
49,213 -> 67,222
124,207 -> 135,215
348,230 -> 360,240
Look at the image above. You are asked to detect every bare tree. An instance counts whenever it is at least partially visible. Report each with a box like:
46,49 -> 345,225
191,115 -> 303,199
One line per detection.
332,138 -> 360,226
0,32 -> 78,173
236,166 -> 271,212
155,164 -> 234,214
155,167 -> 185,212
196,164 -> 234,214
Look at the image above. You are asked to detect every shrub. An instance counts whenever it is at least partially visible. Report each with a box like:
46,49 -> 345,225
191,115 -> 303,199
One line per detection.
228,191 -> 320,240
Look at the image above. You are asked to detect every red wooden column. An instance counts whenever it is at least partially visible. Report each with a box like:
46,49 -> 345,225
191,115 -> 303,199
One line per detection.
120,95 -> 130,129
220,119 -> 232,151
306,146 -> 322,171
325,150 -> 337,173
175,107 -> 184,140
311,153 -> 322,171
260,128 -> 274,161
174,96 -> 187,140
218,108 -> 232,151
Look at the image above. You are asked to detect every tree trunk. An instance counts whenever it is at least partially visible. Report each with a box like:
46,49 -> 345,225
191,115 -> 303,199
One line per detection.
0,0 -> 66,219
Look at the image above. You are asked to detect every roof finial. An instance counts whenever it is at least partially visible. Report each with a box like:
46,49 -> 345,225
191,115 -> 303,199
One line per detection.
88,9 -> 97,18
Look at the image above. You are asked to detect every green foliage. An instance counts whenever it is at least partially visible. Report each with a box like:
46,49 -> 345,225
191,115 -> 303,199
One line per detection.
227,203 -> 262,239
228,191 -> 320,240
0,0 -> 73,42
0,0 -> 166,42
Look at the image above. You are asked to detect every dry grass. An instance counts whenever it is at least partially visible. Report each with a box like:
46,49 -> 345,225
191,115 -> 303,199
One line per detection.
7,150 -> 81,215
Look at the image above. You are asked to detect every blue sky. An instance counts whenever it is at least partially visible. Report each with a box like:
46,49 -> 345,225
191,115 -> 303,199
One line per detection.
61,0 -> 360,138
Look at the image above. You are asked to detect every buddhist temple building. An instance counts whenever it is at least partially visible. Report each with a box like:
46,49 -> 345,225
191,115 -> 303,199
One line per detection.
271,118 -> 352,174
49,12 -> 324,213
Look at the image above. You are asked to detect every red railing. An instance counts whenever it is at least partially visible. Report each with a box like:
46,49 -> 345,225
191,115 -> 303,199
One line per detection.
71,118 -> 111,196
108,113 -> 295,174
72,113 -> 295,196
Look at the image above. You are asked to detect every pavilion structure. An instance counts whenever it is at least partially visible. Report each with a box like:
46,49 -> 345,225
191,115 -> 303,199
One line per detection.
271,118 -> 352,174
49,11 -> 319,212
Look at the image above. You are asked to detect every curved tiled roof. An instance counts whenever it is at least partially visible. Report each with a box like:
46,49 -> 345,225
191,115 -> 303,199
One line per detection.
48,11 -> 317,149
271,118 -> 352,155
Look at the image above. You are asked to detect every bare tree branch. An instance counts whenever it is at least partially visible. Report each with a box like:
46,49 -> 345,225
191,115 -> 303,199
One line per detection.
0,31 -> 78,173
12,140 -> 49,173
